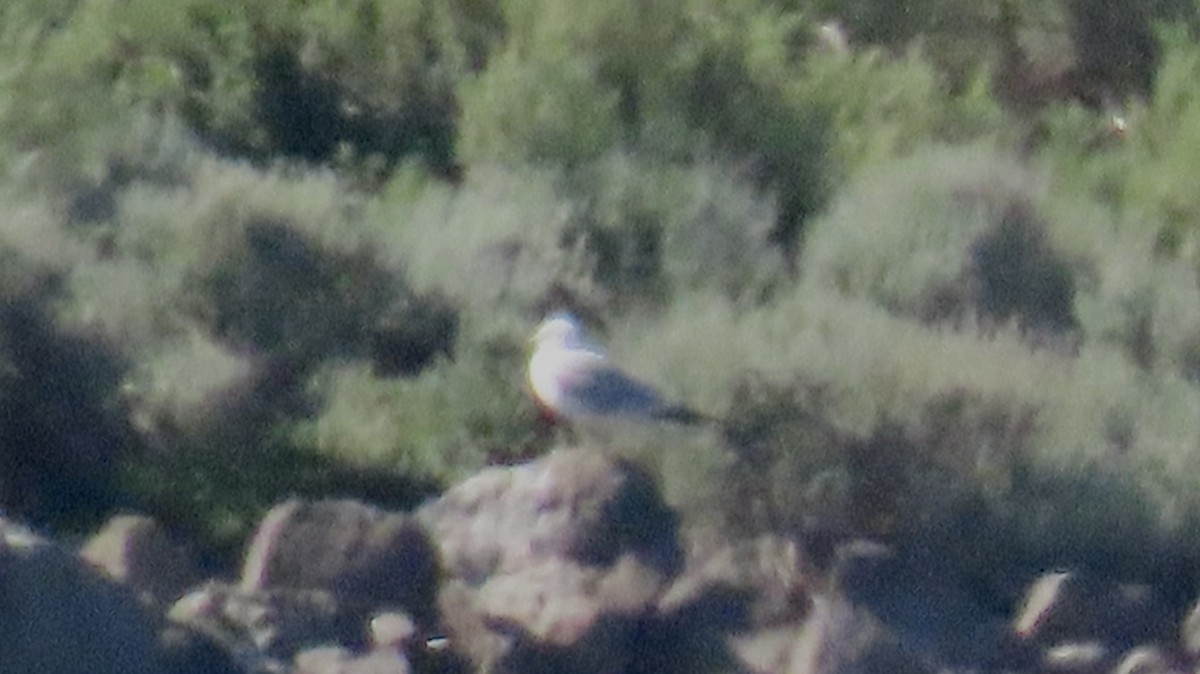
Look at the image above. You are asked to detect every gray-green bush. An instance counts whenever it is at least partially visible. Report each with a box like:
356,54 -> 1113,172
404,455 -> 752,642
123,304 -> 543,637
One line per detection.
4,0 -> 1200,590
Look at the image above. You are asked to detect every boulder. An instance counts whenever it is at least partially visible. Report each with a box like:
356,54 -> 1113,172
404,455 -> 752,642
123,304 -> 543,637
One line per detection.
241,499 -> 439,625
1111,646 -> 1178,674
1012,572 -> 1173,649
1040,641 -> 1107,671
1178,594 -> 1200,658
658,534 -> 811,628
421,449 -> 682,673
369,611 -> 418,650
169,580 -> 355,662
650,534 -> 928,674
834,539 -> 1024,669
157,624 -> 244,674
0,517 -> 163,674
294,646 -> 412,674
81,513 -> 202,604
418,448 -> 682,582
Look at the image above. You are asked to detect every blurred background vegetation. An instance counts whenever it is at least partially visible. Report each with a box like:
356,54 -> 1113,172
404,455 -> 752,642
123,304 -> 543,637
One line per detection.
3,0 -> 1200,601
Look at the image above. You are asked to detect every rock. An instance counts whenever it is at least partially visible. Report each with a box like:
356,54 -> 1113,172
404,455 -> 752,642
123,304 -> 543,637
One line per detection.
1180,595 -> 1200,657
436,580 -> 510,670
439,551 -> 666,674
169,580 -> 355,662
369,612 -> 418,650
648,534 -> 928,674
658,534 -> 811,628
729,625 -> 807,674
0,302 -> 130,524
649,533 -> 822,674
1014,572 -> 1073,639
1112,646 -> 1176,674
833,539 -> 1020,669
418,448 -> 683,582
158,624 -> 244,674
476,556 -> 658,641
779,596 -> 934,674
1012,572 -> 1172,648
241,499 -> 438,625
422,449 -> 682,673
0,517 -> 163,674
1041,641 -> 1106,671
295,647 -> 352,674
369,610 -> 468,674
294,646 -> 412,674
728,597 -> 886,674
81,513 -> 202,604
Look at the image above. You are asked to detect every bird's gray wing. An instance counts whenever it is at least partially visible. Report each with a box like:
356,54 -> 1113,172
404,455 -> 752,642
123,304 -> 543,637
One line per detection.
562,364 -> 666,417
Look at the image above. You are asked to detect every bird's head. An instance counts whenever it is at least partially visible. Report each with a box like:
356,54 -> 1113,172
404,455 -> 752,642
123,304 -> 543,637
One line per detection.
532,311 -> 586,349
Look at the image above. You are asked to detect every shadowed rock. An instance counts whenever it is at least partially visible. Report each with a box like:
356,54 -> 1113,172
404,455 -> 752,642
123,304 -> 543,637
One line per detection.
644,533 -> 931,674
0,517 -> 163,674
658,534 -> 811,630
1112,645 -> 1178,674
169,580 -> 354,664
833,539 -> 1025,670
0,294 -> 132,526
1013,571 -> 1174,650
293,645 -> 412,674
158,624 -> 243,674
241,499 -> 440,626
81,513 -> 202,605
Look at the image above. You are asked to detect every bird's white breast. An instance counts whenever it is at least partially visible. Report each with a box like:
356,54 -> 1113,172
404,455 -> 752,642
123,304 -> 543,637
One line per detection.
528,342 -> 603,418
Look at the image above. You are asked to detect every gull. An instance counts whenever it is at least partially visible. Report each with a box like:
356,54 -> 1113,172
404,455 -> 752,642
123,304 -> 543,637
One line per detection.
527,312 -> 709,425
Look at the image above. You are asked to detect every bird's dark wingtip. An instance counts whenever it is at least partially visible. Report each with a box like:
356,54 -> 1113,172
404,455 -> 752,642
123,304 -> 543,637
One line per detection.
654,405 -> 722,426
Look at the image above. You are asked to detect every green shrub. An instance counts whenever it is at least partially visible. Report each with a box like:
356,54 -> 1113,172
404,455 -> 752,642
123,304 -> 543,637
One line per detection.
1036,102 -> 1133,210
801,144 -> 1077,338
62,152 -> 392,360
42,140 -> 463,548
0,0 -> 490,183
798,47 -> 1002,178
1119,26 -> 1200,259
1037,25 -> 1200,270
118,329 -> 260,451
1004,344 -> 1200,572
120,425 -> 443,560
604,286 -> 1048,521
297,316 -> 538,481
7,0 -> 1200,590
454,0 -> 829,254
1067,222 -> 1200,379
802,146 -> 1011,316
0,1 -> 134,188
456,0 -> 687,164
370,162 -> 597,313
558,154 -> 784,305
456,47 -> 622,164
376,151 -> 784,316
670,1 -> 833,255
608,200 -> 1200,573
1039,187 -> 1200,383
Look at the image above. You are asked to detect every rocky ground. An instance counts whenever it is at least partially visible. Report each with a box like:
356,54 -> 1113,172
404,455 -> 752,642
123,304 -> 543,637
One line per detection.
4,448 -> 1199,674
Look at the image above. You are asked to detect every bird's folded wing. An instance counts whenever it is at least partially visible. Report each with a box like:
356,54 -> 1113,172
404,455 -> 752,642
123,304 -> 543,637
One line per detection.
560,363 -> 666,417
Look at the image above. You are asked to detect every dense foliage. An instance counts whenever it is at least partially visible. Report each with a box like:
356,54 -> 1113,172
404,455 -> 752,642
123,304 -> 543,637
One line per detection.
3,0 -> 1200,593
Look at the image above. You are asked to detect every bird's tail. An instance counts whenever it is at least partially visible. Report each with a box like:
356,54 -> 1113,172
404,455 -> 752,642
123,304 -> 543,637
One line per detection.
654,404 -> 722,426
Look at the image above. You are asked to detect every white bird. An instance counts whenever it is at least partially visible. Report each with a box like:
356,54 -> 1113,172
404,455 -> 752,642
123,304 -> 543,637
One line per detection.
527,312 -> 708,424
